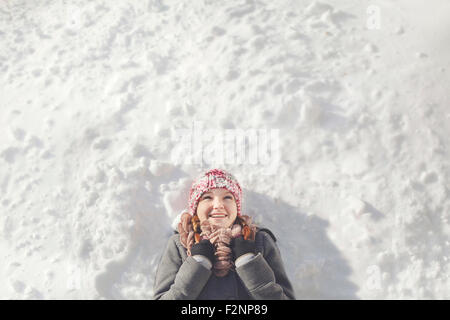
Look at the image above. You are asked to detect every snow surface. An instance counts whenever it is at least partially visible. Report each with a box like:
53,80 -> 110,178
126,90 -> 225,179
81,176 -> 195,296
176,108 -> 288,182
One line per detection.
1,0 -> 449,299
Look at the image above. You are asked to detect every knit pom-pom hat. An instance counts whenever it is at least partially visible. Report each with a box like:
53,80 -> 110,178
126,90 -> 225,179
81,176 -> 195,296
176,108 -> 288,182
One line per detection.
188,169 -> 243,216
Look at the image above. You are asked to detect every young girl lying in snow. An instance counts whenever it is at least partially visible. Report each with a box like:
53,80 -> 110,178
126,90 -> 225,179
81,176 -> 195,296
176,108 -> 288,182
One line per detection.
153,168 -> 295,300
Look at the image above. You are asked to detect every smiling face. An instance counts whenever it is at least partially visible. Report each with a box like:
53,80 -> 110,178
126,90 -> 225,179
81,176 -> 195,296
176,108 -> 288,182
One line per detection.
196,188 -> 238,228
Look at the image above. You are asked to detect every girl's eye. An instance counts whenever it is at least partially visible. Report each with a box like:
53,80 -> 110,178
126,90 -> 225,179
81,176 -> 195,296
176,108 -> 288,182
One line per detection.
202,195 -> 232,200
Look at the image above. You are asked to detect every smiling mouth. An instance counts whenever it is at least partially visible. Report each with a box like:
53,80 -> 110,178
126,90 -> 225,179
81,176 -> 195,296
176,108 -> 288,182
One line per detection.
209,213 -> 228,218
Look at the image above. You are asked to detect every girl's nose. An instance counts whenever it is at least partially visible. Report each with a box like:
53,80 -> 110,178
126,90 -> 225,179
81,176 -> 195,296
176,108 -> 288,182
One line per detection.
213,197 -> 224,209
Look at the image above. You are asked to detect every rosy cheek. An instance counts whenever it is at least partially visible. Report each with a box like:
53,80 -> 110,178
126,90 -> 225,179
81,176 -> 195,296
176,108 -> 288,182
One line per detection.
197,205 -> 209,221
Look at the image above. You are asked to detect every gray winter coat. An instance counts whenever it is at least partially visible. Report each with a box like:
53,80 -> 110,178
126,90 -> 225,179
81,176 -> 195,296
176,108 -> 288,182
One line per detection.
153,228 -> 296,300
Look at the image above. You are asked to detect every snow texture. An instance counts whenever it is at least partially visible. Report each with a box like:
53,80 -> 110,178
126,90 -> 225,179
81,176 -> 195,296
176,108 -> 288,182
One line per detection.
0,0 -> 449,299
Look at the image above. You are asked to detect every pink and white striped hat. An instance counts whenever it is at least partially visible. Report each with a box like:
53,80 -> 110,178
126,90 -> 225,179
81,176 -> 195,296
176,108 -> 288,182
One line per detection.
188,169 -> 243,216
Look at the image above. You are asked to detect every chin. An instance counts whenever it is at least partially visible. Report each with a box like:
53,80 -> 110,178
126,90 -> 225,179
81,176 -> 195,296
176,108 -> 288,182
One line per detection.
209,219 -> 232,228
